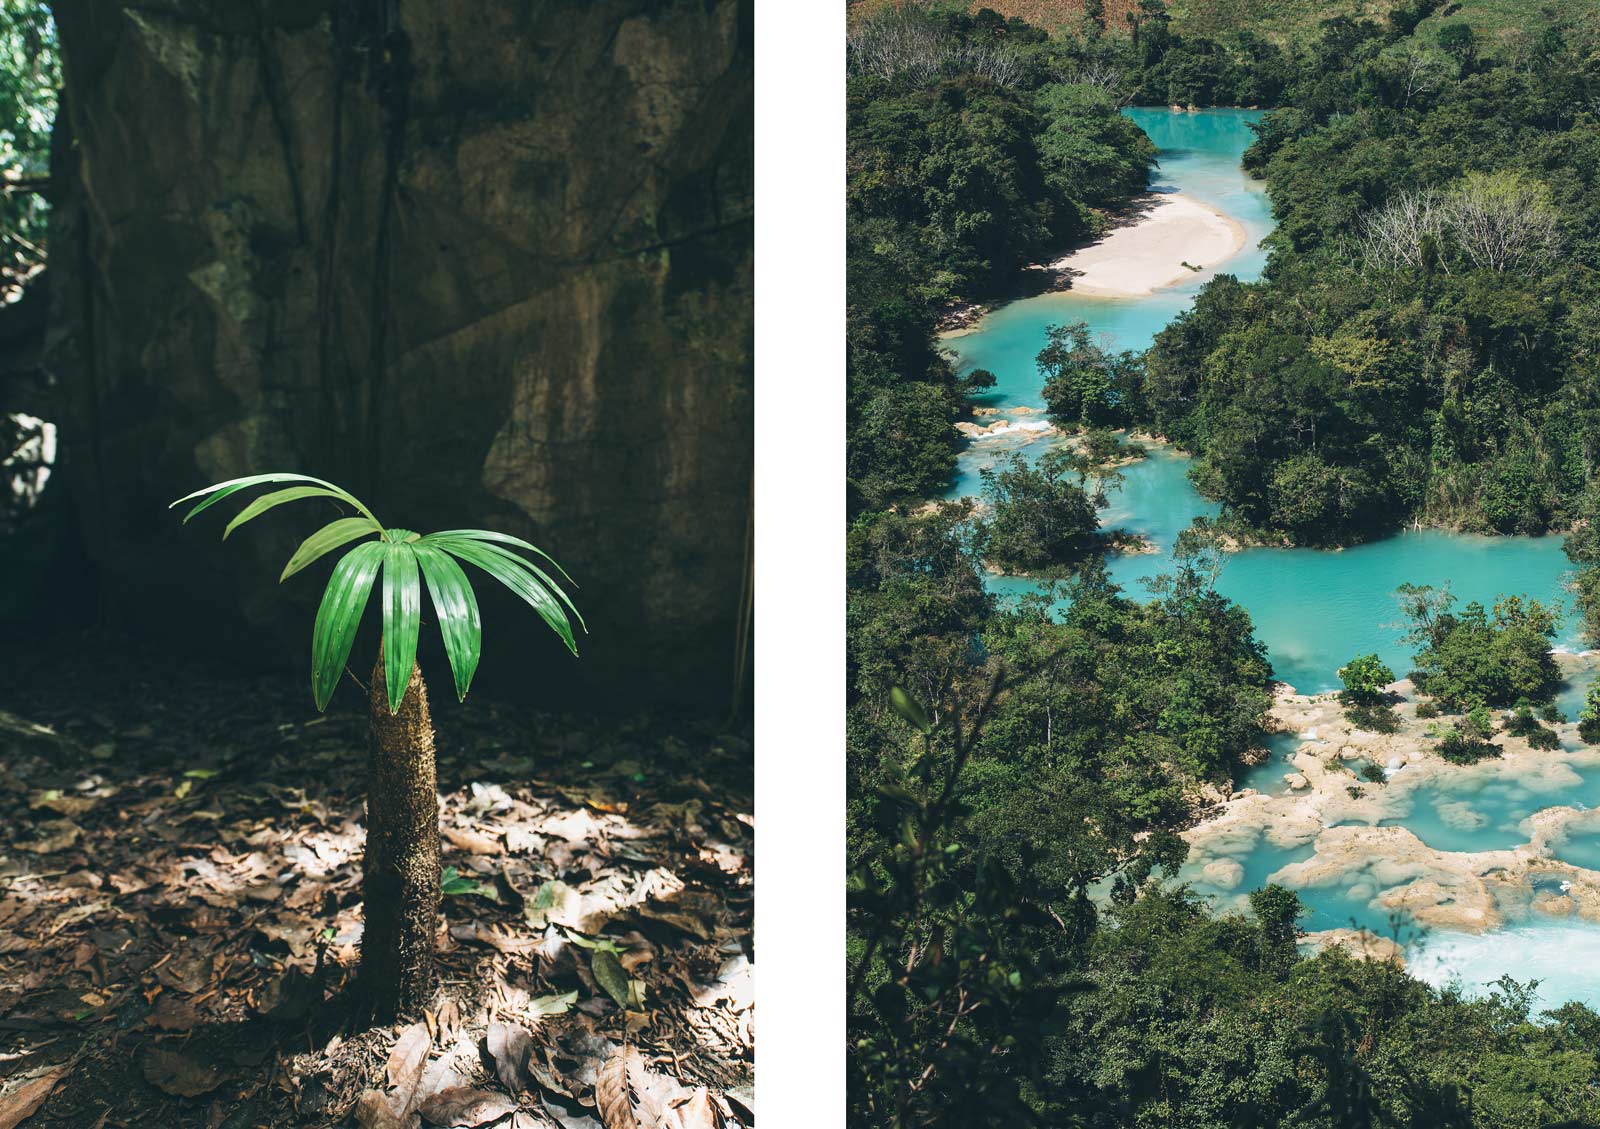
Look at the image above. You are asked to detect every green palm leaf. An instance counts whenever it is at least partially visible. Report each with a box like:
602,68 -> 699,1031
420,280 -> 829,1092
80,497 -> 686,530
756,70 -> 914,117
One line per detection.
424,528 -> 576,585
172,473 -> 381,526
311,541 -> 385,711
281,517 -> 382,582
415,543 -> 482,701
175,472 -> 581,710
381,539 -> 422,713
424,534 -> 585,631
223,486 -> 353,539
436,538 -> 578,656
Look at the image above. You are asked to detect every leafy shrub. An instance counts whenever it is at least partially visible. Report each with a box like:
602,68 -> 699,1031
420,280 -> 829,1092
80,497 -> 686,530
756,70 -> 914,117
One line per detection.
1338,653 -> 1395,705
1359,762 -> 1388,784
1402,590 -> 1560,709
1579,681 -> 1600,745
1433,718 -> 1499,765
977,449 -> 1106,574
1415,700 -> 1441,719
1081,426 -> 1143,466
1527,727 -> 1561,750
1504,704 -> 1542,737
1344,704 -> 1400,734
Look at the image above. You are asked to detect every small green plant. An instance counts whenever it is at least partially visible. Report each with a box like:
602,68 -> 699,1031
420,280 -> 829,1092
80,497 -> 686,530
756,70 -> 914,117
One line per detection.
1359,762 -> 1388,784
173,472 -> 581,1019
1415,700 -> 1440,719
1527,727 -> 1561,750
1429,716 -> 1499,765
1581,681 -> 1600,745
1081,427 -> 1142,466
1338,653 -> 1395,706
1344,703 -> 1400,734
1504,703 -> 1560,748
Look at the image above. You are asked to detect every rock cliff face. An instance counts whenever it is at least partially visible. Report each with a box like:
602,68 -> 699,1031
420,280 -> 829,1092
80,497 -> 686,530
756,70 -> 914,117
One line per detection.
45,0 -> 752,708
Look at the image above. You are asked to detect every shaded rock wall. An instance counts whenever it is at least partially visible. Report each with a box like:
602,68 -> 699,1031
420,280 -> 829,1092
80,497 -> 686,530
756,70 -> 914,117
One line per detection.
44,0 -> 752,709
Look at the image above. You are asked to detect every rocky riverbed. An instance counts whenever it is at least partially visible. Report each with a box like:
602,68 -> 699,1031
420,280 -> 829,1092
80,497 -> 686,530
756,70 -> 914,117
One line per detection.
1183,653 -> 1600,966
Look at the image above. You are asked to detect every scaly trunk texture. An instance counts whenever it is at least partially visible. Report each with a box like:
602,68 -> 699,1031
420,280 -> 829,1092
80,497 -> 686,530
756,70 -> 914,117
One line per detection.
361,655 -> 440,1021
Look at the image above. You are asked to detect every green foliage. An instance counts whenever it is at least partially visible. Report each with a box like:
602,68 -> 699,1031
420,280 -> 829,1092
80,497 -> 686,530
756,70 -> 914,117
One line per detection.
845,8 -> 1159,512
1425,702 -> 1499,764
439,866 -> 496,900
1130,26 -> 1600,544
845,6 -> 1600,1123
1081,425 -> 1142,465
1399,585 -> 1560,709
1337,652 -> 1394,704
848,683 -> 1074,1126
976,447 -> 1112,573
1345,704 -> 1400,734
1038,321 -> 1146,428
1580,680 -> 1600,745
1505,703 -> 1562,749
172,473 -> 581,713
0,0 -> 56,296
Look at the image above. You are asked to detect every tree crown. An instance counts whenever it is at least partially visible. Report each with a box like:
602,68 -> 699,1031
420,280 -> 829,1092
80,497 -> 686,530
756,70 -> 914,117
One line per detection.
172,473 -> 582,713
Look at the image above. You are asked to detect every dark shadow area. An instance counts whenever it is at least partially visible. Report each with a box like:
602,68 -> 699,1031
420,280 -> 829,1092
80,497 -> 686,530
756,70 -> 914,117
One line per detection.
1,1 -> 752,1125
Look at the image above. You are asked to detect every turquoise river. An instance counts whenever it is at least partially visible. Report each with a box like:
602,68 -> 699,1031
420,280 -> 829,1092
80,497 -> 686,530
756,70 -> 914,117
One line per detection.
942,108 -> 1600,1011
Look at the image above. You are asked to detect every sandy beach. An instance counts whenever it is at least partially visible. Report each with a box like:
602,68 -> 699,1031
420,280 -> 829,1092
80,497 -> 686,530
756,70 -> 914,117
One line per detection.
1051,192 -> 1247,298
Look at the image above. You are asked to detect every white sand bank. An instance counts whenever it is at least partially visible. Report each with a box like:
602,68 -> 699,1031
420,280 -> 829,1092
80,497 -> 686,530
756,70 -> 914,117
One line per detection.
1051,193 -> 1247,297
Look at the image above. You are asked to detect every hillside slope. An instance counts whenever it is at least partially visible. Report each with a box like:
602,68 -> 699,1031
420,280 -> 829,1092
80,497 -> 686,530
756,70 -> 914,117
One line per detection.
847,0 -> 1600,51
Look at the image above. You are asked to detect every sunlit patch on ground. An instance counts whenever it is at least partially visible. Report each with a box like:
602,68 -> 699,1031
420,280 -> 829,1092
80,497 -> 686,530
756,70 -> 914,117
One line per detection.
0,634 -> 753,1128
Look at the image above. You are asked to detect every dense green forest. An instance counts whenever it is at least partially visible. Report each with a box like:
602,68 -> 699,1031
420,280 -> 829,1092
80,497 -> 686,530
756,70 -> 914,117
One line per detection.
846,7 -> 1157,509
846,3 -> 1600,1125
0,2 -> 55,300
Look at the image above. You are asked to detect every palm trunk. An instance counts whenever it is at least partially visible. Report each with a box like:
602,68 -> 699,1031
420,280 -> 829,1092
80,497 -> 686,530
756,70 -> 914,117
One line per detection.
360,654 -> 440,1021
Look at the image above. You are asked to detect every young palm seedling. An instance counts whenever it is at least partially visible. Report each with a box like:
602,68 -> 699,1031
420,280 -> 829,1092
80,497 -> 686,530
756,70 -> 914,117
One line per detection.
171,473 -> 582,1020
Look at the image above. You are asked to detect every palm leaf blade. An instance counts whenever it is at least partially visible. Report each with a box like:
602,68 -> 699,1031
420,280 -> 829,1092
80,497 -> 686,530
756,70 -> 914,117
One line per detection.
223,486 -> 348,539
438,539 -> 577,656
310,541 -> 385,711
415,543 -> 482,701
172,472 -> 380,526
382,542 -> 422,713
281,518 -> 381,582
426,535 -> 585,631
422,528 -> 576,585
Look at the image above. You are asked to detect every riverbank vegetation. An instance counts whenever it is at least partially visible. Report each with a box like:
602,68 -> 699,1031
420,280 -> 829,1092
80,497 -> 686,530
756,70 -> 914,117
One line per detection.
847,499 -> 1600,1124
846,4 -> 1600,1126
1137,9 -> 1600,553
846,6 -> 1158,509
977,449 -> 1115,573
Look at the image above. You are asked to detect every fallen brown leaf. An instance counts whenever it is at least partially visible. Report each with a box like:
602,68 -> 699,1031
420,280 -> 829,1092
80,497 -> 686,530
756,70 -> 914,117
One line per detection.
667,1090 -> 723,1129
418,1086 -> 517,1127
450,920 -> 539,955
0,1064 -> 68,1129
146,994 -> 200,1032
595,1049 -> 654,1129
485,1021 -> 535,1093
16,819 -> 80,854
389,1021 -> 433,1093
354,1089 -> 420,1129
442,825 -> 503,856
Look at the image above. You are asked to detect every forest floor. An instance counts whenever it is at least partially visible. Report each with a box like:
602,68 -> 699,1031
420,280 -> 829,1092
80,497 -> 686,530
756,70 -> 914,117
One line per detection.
0,632 -> 753,1129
